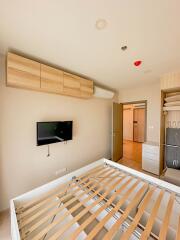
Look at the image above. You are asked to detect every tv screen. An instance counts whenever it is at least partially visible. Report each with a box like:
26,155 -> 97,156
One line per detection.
37,121 -> 73,146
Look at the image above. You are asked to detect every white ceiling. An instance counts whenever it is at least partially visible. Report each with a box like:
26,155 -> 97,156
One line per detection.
0,0 -> 180,90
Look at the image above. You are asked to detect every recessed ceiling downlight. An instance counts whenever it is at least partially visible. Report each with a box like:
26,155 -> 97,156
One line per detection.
95,19 -> 107,30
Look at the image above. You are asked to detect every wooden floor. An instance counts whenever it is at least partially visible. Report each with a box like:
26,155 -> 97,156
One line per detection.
120,140 -> 142,171
0,209 -> 11,240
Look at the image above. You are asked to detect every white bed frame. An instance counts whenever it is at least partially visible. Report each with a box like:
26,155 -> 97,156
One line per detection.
10,158 -> 180,240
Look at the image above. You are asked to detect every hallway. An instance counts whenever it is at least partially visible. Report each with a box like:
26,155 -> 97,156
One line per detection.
120,102 -> 146,172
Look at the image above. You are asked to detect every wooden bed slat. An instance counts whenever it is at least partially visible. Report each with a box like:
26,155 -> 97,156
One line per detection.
22,168 -> 120,237
159,193 -> 175,240
17,164 -> 104,212
120,186 -> 156,240
70,177 -> 136,240
49,178 -> 135,240
85,180 -> 144,240
97,183 -> 148,240
30,168 -> 125,240
20,169 -> 108,229
18,165 -> 108,220
23,167 -> 118,232
139,189 -> 165,240
61,178 -> 138,240
176,216 -> 180,240
19,166 -> 113,227
14,162 -> 180,240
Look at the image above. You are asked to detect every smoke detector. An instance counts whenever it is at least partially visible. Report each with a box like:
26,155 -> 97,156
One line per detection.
95,19 -> 107,30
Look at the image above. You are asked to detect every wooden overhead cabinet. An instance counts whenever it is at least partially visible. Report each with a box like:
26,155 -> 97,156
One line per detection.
80,78 -> 94,98
7,52 -> 40,90
63,73 -> 93,98
63,72 -> 81,97
41,64 -> 63,94
7,52 -> 93,99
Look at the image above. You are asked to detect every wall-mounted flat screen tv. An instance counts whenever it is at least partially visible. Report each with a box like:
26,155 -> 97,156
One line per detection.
37,121 -> 73,146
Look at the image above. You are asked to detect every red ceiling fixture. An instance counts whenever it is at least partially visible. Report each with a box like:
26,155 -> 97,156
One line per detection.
134,60 -> 142,67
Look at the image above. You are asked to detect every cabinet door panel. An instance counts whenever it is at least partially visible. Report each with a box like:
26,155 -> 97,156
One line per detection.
63,73 -> 81,97
7,52 -> 94,99
81,79 -> 93,98
41,64 -> 63,93
7,52 -> 40,90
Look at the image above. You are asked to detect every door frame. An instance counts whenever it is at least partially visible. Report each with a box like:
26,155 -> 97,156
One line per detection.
122,100 -> 147,143
112,102 -> 123,162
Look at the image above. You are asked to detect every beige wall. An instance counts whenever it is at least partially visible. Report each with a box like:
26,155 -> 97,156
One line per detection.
0,55 -> 112,210
119,82 -> 161,143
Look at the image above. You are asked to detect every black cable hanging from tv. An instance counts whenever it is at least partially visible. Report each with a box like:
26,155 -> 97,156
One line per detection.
47,144 -> 50,157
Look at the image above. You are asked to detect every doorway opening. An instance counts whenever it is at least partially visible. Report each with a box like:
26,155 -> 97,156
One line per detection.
121,101 -> 147,171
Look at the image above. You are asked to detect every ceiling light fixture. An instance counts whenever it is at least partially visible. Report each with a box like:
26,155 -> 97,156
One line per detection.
95,19 -> 107,30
